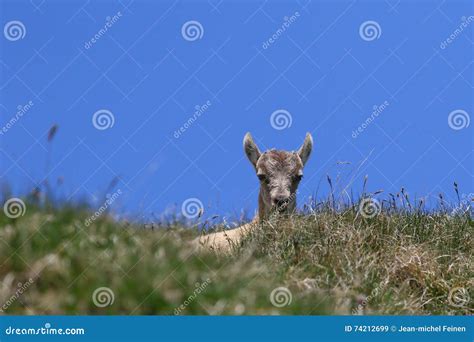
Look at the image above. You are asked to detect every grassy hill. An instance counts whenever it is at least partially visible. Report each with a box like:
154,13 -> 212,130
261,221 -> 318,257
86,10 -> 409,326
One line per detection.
0,199 -> 472,315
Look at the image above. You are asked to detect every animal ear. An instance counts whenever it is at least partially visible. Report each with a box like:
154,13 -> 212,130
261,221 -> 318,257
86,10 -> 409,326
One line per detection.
298,132 -> 313,166
243,132 -> 261,168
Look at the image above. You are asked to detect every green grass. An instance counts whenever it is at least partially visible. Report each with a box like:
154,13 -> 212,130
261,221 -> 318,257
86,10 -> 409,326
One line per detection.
0,200 -> 472,315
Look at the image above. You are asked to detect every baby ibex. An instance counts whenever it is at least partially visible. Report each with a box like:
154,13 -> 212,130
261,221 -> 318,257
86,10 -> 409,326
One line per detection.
196,132 -> 313,252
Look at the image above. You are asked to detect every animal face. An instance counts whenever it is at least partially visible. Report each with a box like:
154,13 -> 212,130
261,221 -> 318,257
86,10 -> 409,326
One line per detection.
243,132 -> 313,214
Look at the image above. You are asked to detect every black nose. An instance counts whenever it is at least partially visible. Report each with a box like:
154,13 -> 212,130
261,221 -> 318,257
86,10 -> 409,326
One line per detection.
273,197 -> 289,207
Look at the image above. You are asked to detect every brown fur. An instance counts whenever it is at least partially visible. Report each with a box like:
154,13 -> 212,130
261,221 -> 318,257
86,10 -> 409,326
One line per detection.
256,150 -> 304,220
193,132 -> 313,253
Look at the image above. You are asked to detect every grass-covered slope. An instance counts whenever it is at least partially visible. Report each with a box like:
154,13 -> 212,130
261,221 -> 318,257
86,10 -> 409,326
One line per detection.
0,203 -> 472,315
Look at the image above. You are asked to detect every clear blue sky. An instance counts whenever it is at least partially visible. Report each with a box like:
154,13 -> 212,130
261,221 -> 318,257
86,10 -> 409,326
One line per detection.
0,0 -> 472,221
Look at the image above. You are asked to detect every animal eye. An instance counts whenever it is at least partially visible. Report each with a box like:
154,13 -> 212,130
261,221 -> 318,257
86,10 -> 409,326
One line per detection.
257,174 -> 267,182
294,175 -> 303,181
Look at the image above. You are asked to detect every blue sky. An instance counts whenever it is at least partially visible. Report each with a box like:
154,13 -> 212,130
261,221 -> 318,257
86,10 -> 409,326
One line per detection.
0,0 -> 472,221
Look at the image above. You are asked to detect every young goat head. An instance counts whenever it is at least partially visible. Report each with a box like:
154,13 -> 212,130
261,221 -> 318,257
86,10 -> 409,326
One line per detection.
243,132 -> 313,221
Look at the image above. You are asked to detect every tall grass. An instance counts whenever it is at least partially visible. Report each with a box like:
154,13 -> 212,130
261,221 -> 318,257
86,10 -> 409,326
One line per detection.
0,191 -> 471,315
